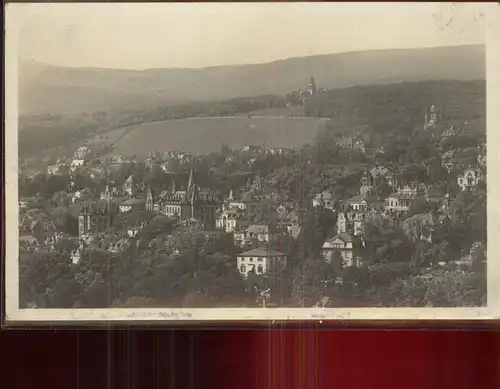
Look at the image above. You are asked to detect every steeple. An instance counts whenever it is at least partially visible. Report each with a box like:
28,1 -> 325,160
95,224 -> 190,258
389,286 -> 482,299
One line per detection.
309,76 -> 317,96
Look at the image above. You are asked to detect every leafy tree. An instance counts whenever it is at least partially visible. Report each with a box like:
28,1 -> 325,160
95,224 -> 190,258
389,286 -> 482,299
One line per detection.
290,256 -> 336,306
367,261 -> 413,288
373,176 -> 392,198
40,174 -> 70,198
112,296 -> 158,308
50,205 -> 78,235
405,199 -> 438,219
19,251 -> 72,307
335,266 -> 371,299
80,276 -> 111,308
377,269 -> 485,307
47,275 -> 83,308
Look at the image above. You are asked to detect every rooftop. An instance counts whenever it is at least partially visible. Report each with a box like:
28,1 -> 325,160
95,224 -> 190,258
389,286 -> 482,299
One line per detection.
237,247 -> 285,257
327,232 -> 356,243
121,198 -> 146,206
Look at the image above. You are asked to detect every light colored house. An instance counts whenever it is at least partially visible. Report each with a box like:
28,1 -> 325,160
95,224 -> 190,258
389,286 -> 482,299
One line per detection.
236,247 -> 287,277
47,163 -> 68,176
70,159 -> 85,172
322,232 -> 363,268
457,168 -> 482,191
346,195 -> 369,211
233,230 -> 247,246
215,206 -> 246,233
385,185 -> 425,216
74,146 -> 91,160
70,242 -> 85,265
337,211 -> 365,237
312,191 -> 335,210
119,198 -> 146,213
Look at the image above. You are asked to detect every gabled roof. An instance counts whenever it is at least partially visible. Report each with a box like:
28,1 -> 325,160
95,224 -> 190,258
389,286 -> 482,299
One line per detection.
345,194 -> 380,205
120,198 -> 146,206
314,190 -> 334,200
237,247 -> 285,257
327,232 -> 356,243
370,166 -> 392,178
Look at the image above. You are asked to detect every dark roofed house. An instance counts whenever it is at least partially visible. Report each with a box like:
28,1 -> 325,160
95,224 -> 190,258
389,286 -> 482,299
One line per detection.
119,198 -> 146,213
236,247 -> 287,277
245,224 -> 284,244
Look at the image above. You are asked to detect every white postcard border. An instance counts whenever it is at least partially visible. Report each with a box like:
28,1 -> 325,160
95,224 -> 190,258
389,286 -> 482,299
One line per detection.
4,3 -> 500,323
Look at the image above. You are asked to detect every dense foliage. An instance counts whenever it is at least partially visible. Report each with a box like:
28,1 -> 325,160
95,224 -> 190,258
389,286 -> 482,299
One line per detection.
19,80 -> 487,308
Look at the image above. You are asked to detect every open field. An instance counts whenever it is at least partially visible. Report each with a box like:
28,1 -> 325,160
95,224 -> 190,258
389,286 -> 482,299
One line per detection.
111,116 -> 328,155
87,127 -> 130,148
235,105 -> 305,117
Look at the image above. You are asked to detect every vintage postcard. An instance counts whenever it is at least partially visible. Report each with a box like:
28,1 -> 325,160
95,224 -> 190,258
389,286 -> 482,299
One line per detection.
4,2 -> 500,323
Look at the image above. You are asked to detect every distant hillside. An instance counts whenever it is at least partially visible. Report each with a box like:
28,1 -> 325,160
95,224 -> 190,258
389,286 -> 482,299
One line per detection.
19,44 -> 485,115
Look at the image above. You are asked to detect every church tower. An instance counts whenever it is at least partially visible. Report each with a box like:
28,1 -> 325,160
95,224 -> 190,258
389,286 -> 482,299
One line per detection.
309,76 -> 317,96
146,185 -> 154,212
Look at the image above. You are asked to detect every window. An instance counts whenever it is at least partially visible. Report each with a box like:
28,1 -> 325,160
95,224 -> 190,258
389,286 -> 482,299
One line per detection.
258,258 -> 263,262
240,264 -> 246,273
257,265 -> 263,274
249,258 -> 253,262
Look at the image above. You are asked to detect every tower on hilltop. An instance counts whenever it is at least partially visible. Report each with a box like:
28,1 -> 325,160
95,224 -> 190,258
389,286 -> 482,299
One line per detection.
309,76 -> 317,96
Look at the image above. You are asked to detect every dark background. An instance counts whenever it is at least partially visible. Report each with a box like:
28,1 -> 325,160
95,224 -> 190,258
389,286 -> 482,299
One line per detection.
1,328 -> 499,389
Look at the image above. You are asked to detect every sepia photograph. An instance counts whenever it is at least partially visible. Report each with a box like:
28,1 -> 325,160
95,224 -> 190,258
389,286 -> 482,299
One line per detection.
4,2 -> 500,322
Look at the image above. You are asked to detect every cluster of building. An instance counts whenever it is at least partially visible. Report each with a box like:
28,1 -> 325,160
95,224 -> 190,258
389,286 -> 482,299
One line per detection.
19,99 -> 486,287
34,165 -> 295,273
314,156 -> 484,270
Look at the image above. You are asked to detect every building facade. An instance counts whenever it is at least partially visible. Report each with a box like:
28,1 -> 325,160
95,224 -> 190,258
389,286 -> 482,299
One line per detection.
322,233 -> 363,269
78,201 -> 119,239
457,168 -> 482,191
150,169 -> 221,228
236,247 -> 287,277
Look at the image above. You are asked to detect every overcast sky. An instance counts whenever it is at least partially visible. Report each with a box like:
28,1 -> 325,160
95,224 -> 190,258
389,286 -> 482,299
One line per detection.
9,2 -> 485,70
